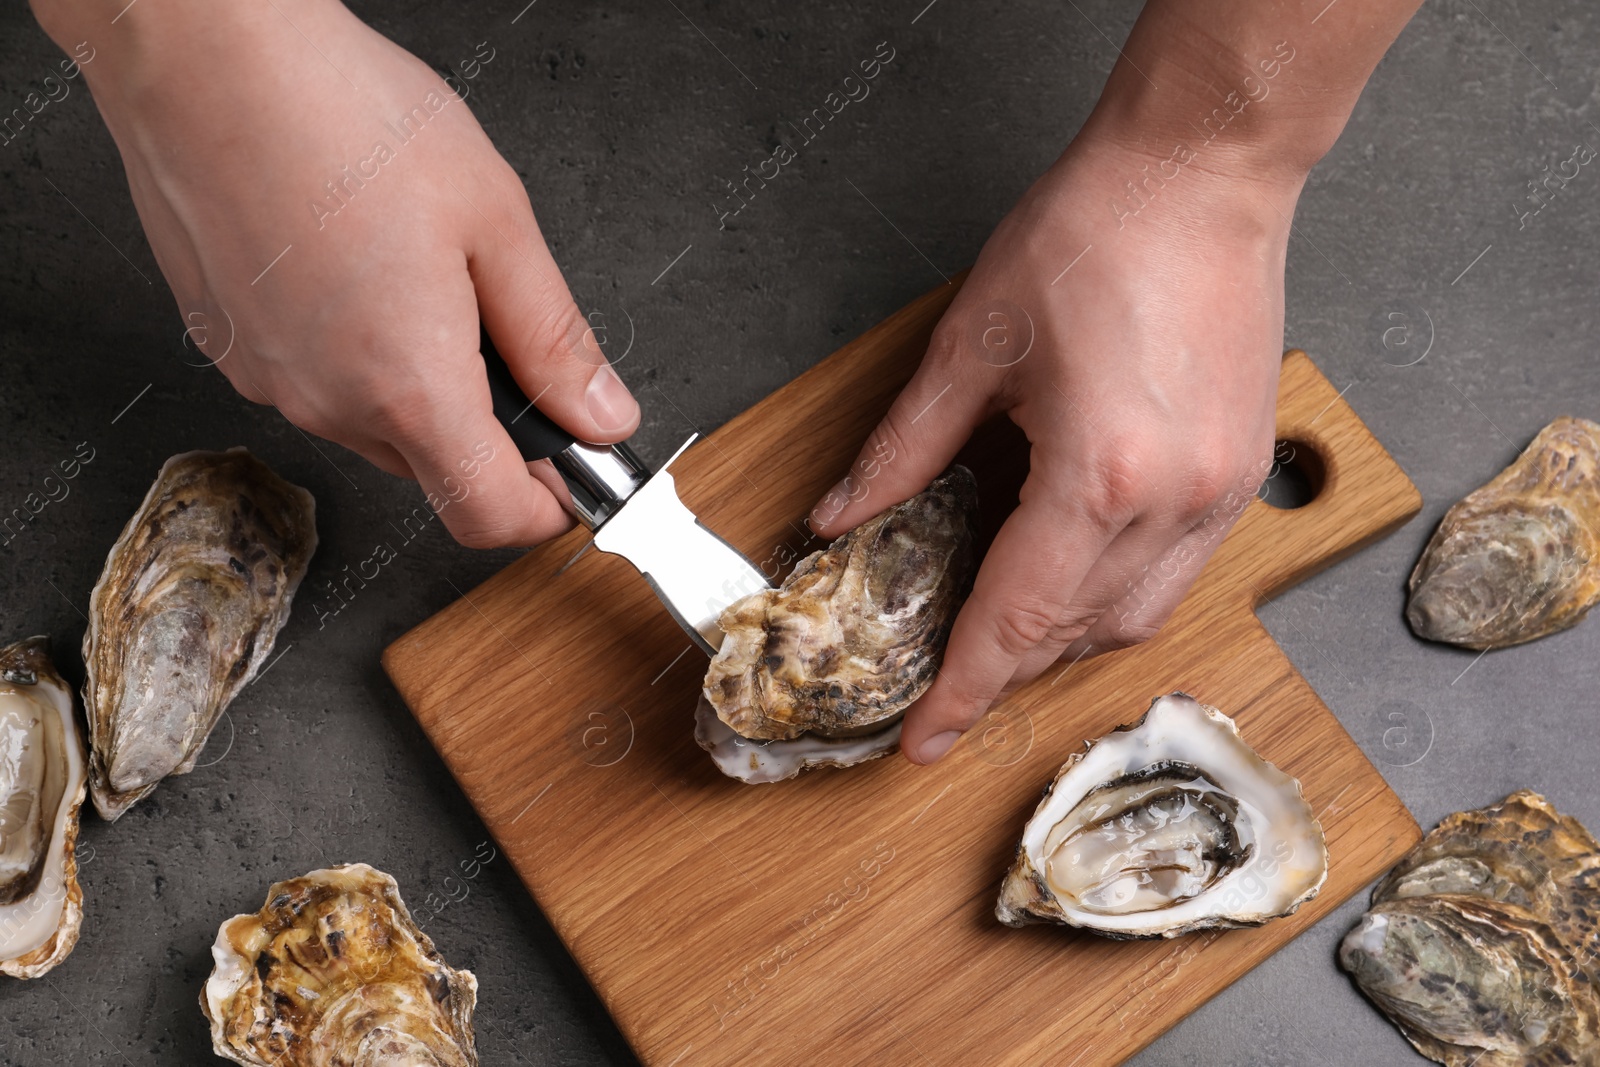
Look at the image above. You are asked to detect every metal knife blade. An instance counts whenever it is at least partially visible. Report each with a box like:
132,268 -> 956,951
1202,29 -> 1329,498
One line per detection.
592,436 -> 770,654
480,329 -> 772,654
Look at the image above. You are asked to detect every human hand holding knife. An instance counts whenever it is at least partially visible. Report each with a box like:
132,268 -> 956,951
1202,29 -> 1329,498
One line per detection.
480,332 -> 770,655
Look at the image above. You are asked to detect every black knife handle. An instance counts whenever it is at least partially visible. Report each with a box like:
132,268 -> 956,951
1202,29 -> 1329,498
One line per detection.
479,325 -> 651,530
481,326 -> 574,461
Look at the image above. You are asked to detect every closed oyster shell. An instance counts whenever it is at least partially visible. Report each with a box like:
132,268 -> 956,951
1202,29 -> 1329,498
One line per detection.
1341,895 -> 1600,1067
1340,791 -> 1600,1066
0,637 -> 88,979
1372,789 -> 1600,976
202,863 -> 478,1067
703,466 -> 977,743
84,448 -> 316,820
996,693 -> 1327,938
1407,416 -> 1600,649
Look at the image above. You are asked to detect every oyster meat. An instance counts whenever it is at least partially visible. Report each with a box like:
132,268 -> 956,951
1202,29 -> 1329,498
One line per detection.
0,637 -> 88,979
84,448 -> 316,820
1408,416 -> 1600,649
1340,791 -> 1600,1067
996,692 -> 1327,938
203,863 -> 479,1067
698,466 -> 977,782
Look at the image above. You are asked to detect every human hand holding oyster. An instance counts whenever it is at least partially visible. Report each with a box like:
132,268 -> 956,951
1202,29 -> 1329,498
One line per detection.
808,0 -> 1430,764
810,142 -> 1294,765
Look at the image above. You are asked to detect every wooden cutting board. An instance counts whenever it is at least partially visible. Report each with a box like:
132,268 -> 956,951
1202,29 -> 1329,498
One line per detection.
384,279 -> 1423,1067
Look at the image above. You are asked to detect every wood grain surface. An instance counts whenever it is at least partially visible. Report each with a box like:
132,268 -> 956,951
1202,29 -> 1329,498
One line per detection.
383,279 -> 1424,1067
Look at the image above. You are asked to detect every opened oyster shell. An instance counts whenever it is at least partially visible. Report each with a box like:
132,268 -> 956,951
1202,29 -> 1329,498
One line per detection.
0,637 -> 88,979
1340,791 -> 1600,1066
1408,416 -> 1600,649
700,466 -> 977,779
84,448 -> 316,820
202,863 -> 479,1067
997,692 -> 1327,938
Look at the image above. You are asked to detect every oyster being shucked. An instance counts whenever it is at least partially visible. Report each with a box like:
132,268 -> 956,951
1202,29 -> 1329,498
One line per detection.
693,694 -> 906,785
1340,791 -> 1600,1067
84,448 -> 316,820
0,637 -> 88,979
1408,416 -> 1600,649
202,863 -> 479,1067
698,467 -> 977,782
996,692 -> 1328,938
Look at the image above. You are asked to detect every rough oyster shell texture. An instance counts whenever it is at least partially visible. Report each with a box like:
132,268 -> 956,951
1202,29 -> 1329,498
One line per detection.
202,863 -> 479,1067
996,693 -> 1328,939
1340,791 -> 1600,1067
1407,416 -> 1600,649
704,466 -> 977,741
698,466 -> 977,782
0,637 -> 88,979
84,448 -> 316,820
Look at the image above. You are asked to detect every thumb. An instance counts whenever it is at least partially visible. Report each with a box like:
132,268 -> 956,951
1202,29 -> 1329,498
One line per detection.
809,342 -> 989,538
470,209 -> 640,444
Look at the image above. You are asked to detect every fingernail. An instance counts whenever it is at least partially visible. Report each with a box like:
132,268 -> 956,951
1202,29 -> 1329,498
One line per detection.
917,730 -> 962,764
808,481 -> 848,531
585,365 -> 638,434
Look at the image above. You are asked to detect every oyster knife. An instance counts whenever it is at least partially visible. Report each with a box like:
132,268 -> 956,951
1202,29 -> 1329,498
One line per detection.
481,334 -> 771,655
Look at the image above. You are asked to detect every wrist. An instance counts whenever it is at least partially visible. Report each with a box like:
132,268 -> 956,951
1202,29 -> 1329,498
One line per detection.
27,0 -> 100,48
27,0 -> 116,81
1036,125 -> 1300,257
30,0 -> 336,117
1076,12 -> 1365,191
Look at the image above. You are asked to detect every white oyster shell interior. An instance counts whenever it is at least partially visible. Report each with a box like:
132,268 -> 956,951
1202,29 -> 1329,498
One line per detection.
0,638 -> 88,978
998,692 -> 1327,937
693,696 -> 899,784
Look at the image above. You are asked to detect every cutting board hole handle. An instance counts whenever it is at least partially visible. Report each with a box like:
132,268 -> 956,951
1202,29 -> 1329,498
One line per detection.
1257,438 -> 1325,510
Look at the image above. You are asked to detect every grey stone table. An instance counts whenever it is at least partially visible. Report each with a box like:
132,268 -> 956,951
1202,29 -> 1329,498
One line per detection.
2,1 -> 1597,1063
